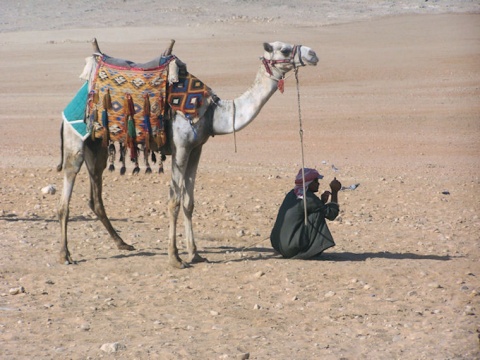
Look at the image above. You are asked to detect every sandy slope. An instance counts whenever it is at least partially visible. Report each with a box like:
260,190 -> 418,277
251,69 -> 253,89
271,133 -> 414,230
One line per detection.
0,1 -> 479,359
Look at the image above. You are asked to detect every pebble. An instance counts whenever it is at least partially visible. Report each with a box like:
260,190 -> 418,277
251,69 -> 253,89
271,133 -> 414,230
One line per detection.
41,184 -> 56,195
9,287 -> 25,295
100,342 -> 126,353
210,310 -> 219,316
253,304 -> 261,310
324,291 -> 336,298
464,306 -> 475,316
254,271 -> 265,278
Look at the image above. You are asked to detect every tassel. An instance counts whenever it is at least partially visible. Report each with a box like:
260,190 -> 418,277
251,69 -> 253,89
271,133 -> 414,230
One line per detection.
101,109 -> 108,147
278,78 -> 285,93
143,94 -> 152,151
104,89 -> 112,110
90,110 -> 97,140
101,90 -> 112,147
133,159 -> 140,175
119,143 -> 126,175
108,143 -> 116,172
155,115 -> 167,147
127,115 -> 137,161
151,152 -> 157,164
125,94 -> 137,162
93,90 -> 100,104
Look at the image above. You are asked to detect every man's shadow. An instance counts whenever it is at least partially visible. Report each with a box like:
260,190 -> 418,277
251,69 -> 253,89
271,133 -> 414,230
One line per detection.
204,246 -> 452,262
313,251 -> 451,262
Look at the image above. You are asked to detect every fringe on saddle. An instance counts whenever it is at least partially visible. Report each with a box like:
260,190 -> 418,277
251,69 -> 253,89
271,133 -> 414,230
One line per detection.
83,45 -> 214,175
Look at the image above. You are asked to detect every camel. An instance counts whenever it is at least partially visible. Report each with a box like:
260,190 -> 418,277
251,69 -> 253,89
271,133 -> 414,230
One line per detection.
57,40 -> 318,268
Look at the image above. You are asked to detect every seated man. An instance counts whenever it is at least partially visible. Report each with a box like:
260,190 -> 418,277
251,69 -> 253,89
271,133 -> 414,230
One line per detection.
270,168 -> 341,259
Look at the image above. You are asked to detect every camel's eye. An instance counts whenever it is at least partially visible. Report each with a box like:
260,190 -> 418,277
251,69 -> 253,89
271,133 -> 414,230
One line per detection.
280,48 -> 291,56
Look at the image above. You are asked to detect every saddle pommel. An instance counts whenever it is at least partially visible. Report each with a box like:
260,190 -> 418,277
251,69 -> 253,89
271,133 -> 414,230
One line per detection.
163,39 -> 175,56
91,38 -> 103,55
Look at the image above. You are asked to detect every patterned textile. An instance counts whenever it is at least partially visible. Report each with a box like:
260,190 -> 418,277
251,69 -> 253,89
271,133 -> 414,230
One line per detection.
167,67 -> 211,119
88,56 -> 173,148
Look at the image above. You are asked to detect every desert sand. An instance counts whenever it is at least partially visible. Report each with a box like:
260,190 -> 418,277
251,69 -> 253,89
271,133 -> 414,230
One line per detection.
1,1 -> 479,359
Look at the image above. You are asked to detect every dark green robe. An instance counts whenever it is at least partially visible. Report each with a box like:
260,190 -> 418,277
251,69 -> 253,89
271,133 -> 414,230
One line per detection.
270,189 -> 339,259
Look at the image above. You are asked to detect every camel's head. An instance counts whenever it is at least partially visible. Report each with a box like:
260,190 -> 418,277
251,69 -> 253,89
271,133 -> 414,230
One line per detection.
262,41 -> 318,75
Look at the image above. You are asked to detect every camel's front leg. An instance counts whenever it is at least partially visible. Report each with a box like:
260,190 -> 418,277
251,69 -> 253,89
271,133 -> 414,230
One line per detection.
183,146 -> 207,264
168,178 -> 188,269
84,141 -> 134,251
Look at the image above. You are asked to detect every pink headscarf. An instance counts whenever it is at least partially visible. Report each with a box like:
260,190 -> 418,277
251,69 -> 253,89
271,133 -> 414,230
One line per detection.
294,168 -> 323,199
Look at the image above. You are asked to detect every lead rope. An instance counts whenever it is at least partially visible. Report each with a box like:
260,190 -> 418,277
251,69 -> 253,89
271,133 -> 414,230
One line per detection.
232,99 -> 237,153
294,67 -> 308,226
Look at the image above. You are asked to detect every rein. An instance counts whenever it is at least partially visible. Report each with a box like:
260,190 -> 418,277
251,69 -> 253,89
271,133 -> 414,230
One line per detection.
261,44 -> 309,225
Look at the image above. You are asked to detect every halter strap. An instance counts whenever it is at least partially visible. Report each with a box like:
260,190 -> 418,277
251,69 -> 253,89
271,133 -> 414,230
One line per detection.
260,45 -> 304,80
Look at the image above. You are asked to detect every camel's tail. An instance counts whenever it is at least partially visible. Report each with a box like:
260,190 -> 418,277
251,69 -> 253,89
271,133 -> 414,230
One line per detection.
56,121 -> 64,172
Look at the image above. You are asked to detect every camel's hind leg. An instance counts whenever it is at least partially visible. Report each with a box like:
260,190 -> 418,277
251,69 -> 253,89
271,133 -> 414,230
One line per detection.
58,124 -> 84,264
84,140 -> 135,251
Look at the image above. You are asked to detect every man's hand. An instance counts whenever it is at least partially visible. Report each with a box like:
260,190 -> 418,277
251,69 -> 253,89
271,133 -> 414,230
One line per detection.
320,191 -> 331,204
330,177 -> 342,193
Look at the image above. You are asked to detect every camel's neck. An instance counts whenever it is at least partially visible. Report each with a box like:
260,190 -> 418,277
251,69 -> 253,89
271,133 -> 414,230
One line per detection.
211,66 -> 280,135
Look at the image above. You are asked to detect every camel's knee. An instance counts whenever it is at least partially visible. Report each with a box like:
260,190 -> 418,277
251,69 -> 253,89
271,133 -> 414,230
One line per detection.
168,197 -> 181,216
57,206 -> 69,221
183,201 -> 194,216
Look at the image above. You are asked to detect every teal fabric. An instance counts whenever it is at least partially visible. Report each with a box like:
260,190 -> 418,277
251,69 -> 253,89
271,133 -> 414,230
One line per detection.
62,82 -> 89,139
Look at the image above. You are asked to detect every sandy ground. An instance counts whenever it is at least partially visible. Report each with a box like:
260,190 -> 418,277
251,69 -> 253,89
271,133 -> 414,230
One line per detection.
1,1 -> 480,359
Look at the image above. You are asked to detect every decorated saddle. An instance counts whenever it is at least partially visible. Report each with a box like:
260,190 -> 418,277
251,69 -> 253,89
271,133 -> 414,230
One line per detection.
63,52 -> 214,168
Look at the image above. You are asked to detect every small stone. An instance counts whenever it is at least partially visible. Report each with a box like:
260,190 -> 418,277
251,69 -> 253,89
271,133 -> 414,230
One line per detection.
407,290 -> 418,296
100,342 -> 126,353
9,287 -> 25,295
210,310 -> 219,316
253,304 -> 261,310
324,291 -> 335,298
464,306 -> 475,316
41,185 -> 56,195
254,271 -> 265,278
236,352 -> 250,359
80,323 -> 91,331
428,283 -> 442,289
236,230 -> 245,237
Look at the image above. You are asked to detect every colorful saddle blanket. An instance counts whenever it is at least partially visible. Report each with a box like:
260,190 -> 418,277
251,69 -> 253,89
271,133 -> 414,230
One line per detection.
63,55 -> 213,154
89,56 -> 173,149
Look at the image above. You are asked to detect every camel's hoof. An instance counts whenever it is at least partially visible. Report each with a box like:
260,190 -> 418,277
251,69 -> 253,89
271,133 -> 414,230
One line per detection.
169,258 -> 190,269
117,243 -> 135,251
59,252 -> 75,265
120,167 -> 126,175
145,167 -> 152,174
188,253 -> 208,264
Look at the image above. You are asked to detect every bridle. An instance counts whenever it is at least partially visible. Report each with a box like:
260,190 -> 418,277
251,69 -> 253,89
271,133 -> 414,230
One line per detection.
260,44 -> 304,80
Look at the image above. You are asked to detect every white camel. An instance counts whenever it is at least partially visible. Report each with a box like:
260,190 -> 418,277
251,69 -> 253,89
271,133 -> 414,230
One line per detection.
58,40 -> 318,268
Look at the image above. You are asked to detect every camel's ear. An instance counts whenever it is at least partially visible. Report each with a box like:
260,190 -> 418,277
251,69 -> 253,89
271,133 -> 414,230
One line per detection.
263,42 -> 273,53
